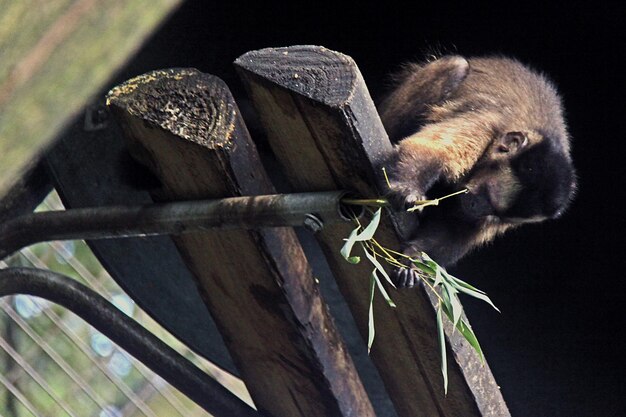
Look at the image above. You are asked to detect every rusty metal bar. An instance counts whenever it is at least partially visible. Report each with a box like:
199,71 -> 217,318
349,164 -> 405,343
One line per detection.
0,267 -> 260,417
0,191 -> 357,260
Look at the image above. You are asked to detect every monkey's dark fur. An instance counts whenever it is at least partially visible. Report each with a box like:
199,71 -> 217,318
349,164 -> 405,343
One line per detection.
379,56 -> 576,287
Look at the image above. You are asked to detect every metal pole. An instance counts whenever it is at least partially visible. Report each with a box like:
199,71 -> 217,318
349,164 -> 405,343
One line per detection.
0,267 -> 261,417
0,191 -> 358,260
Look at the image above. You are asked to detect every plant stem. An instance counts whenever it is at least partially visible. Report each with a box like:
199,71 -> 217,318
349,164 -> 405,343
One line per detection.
435,188 -> 469,202
341,198 -> 390,207
382,167 -> 392,188
363,241 -> 405,269
407,188 -> 469,212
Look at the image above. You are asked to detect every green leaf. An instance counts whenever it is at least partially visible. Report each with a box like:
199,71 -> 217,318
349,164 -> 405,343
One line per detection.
444,283 -> 463,330
421,252 -> 438,266
340,226 -> 361,264
433,265 -> 444,287
448,275 -> 500,312
447,274 -> 487,295
440,304 -> 484,363
354,207 -> 382,241
457,319 -> 484,362
341,209 -> 383,265
437,305 -> 448,395
372,268 -> 396,308
412,260 -> 436,276
421,253 -> 443,278
367,272 -> 376,354
362,242 -> 396,288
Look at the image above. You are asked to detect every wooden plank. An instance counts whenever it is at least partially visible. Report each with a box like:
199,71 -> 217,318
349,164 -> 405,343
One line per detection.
0,0 -> 182,199
235,45 -> 510,417
107,69 -> 375,417
45,109 -> 238,375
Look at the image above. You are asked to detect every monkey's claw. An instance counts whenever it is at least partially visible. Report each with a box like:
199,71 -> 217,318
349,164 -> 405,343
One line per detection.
386,183 -> 426,211
393,265 -> 424,288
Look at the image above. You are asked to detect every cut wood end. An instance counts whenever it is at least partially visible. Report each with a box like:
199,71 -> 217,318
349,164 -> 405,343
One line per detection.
106,68 -> 200,103
106,68 -> 237,149
234,45 -> 359,107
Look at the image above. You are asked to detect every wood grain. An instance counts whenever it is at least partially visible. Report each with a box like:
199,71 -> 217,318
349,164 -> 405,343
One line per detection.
107,68 -> 374,417
236,45 -> 510,417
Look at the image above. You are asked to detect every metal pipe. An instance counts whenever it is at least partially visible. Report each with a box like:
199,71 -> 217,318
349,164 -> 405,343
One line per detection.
0,267 -> 261,417
0,191 -> 357,260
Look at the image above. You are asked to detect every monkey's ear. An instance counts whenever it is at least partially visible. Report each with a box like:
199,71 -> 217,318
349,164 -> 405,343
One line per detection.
497,131 -> 528,154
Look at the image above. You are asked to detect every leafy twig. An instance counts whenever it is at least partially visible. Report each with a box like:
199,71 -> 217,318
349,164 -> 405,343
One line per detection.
339,190 -> 498,394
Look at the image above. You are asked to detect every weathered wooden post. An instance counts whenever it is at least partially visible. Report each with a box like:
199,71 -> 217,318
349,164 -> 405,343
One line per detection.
107,69 -> 374,417
236,45 -> 510,417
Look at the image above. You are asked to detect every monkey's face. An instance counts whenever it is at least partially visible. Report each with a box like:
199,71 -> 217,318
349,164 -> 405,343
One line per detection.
457,131 -> 576,224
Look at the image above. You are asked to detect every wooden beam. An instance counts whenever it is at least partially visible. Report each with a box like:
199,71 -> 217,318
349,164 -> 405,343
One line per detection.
107,69 -> 375,417
235,45 -> 510,417
0,0 -> 182,199
46,109 -> 238,375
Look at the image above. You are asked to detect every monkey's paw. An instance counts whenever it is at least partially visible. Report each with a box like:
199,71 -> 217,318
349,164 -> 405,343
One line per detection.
392,259 -> 427,288
386,182 -> 426,212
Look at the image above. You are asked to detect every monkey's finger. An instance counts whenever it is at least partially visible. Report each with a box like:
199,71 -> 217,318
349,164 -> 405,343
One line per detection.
393,267 -> 409,288
407,269 -> 422,288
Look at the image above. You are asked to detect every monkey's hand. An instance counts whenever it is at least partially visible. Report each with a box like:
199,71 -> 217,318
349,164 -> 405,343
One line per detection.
384,140 -> 443,211
392,256 -> 428,288
385,161 -> 435,211
386,180 -> 427,211
384,151 -> 428,210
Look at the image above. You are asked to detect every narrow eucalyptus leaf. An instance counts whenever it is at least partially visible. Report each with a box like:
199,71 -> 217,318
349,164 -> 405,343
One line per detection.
437,305 -> 448,395
440,269 -> 499,312
440,283 -> 451,307
434,265 -> 444,287
340,226 -> 361,262
440,283 -> 462,329
354,207 -> 382,241
455,284 -> 500,312
441,303 -> 485,362
448,274 -> 487,295
421,252 -> 440,269
457,319 -> 484,362
412,260 -> 436,276
372,268 -> 397,308
362,242 -> 396,288
447,286 -> 463,329
367,273 -> 376,353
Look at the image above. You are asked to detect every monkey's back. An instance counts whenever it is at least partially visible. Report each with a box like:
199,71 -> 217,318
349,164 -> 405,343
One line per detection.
437,57 -> 570,153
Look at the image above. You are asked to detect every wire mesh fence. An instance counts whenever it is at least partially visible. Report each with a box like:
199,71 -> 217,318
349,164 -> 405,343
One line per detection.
0,191 -> 251,417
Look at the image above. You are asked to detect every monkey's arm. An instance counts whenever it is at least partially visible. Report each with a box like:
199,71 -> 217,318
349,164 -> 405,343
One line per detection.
385,117 -> 492,207
379,55 -> 469,141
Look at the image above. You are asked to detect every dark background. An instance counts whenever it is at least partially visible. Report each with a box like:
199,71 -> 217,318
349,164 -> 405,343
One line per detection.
122,2 -> 625,416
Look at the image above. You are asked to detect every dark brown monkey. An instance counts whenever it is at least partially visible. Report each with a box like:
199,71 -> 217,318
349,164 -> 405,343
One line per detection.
379,56 -> 576,287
